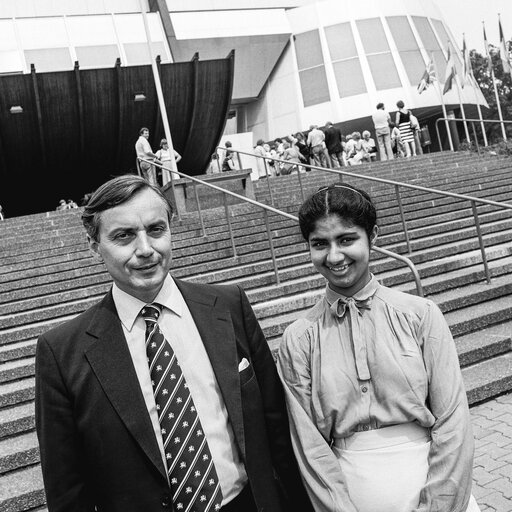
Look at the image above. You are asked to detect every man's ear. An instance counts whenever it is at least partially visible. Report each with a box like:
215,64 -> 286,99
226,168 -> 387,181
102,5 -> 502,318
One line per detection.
88,235 -> 103,261
370,225 -> 379,247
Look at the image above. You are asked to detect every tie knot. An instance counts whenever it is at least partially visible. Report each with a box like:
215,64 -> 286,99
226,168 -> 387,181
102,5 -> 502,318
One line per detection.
141,303 -> 162,322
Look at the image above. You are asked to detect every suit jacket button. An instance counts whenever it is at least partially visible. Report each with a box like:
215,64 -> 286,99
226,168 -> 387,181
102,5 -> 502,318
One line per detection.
162,494 -> 171,507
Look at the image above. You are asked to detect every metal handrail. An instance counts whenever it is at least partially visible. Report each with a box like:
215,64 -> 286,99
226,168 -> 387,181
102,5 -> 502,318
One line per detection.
138,157 -> 424,296
434,117 -> 512,156
214,146 -> 512,284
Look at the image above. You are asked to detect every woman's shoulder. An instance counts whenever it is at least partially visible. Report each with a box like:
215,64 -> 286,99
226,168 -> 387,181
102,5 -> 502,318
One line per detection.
375,284 -> 434,320
282,297 -> 327,347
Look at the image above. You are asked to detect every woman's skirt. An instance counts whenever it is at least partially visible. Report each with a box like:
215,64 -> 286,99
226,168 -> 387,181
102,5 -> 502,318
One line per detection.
332,423 -> 480,512
398,122 -> 415,143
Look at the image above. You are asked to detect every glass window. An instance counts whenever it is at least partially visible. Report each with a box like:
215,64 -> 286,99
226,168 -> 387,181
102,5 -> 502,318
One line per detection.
294,30 -> 324,70
411,16 -> 446,78
0,51 -> 24,74
431,18 -> 462,74
298,67 -> 330,107
332,59 -> 367,97
400,50 -> 428,85
76,45 -> 120,68
356,18 -> 390,54
325,22 -> 357,61
386,16 -> 418,51
24,48 -> 73,72
123,42 -> 168,65
367,54 -> 401,90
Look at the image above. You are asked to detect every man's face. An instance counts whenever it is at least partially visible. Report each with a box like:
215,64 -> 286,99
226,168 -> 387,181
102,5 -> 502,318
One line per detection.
89,188 -> 172,303
142,130 -> 149,139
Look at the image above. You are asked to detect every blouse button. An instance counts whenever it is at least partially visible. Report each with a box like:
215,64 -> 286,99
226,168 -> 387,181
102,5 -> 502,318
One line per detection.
361,386 -> 368,393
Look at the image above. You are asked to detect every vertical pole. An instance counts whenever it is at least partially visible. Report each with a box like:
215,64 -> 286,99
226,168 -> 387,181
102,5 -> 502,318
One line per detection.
395,185 -> 411,254
431,52 -> 454,151
139,0 -> 179,185
471,200 -> 491,283
469,74 -> 488,146
223,194 -> 237,258
264,210 -> 281,285
263,158 -> 274,206
193,182 -> 206,237
296,167 -> 305,202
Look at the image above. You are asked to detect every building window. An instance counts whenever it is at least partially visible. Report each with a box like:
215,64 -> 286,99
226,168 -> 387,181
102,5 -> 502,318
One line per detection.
294,30 -> 330,107
386,15 -> 427,86
412,16 -> 446,78
431,19 -> 462,75
356,18 -> 401,91
24,48 -> 73,72
325,22 -> 366,97
75,45 -> 120,68
123,42 -> 168,65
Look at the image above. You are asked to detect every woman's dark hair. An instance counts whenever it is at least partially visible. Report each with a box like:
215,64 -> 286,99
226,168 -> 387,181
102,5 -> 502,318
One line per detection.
298,183 -> 377,241
82,174 -> 174,242
396,100 -> 405,109
256,139 -> 265,146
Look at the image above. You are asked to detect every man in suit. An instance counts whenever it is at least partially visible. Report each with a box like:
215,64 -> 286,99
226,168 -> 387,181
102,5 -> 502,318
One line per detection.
35,175 -> 313,512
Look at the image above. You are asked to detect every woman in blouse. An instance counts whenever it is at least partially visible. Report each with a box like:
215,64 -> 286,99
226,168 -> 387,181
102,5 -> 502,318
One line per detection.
276,183 -> 480,512
155,138 -> 182,182
395,100 -> 416,158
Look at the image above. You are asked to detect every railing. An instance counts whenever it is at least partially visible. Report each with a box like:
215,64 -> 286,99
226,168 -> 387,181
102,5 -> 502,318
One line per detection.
435,117 -> 512,156
214,147 -> 512,285
138,157 -> 424,296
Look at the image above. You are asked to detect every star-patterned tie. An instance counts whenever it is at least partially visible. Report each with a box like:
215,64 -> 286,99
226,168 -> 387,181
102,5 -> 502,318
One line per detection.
141,303 -> 223,512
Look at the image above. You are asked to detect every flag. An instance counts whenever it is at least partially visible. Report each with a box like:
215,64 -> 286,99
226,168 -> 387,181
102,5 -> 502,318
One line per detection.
461,34 -> 472,87
499,18 -> 512,75
443,46 -> 456,94
483,24 -> 493,72
417,57 -> 436,94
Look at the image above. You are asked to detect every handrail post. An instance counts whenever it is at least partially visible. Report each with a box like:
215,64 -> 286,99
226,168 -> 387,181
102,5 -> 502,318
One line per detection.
471,121 -> 481,156
435,119 -> 443,152
263,158 -> 274,206
296,168 -> 305,202
264,209 -> 281,285
395,185 -> 411,254
223,193 -> 237,258
471,200 -> 491,284
169,171 -> 181,221
193,182 -> 206,237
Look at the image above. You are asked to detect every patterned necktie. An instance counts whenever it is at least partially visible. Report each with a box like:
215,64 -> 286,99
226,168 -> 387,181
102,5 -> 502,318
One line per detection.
141,303 -> 223,512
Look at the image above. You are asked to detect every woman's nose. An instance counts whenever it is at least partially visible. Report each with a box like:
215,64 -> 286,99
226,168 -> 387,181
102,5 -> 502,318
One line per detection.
326,245 -> 344,264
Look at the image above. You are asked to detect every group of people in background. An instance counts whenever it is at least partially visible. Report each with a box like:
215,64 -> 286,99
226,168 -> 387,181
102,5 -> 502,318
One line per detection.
56,198 -> 78,210
248,99 -> 424,177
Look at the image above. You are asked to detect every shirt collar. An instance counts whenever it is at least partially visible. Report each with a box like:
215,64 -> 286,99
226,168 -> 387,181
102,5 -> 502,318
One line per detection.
325,274 -> 379,309
112,274 -> 183,331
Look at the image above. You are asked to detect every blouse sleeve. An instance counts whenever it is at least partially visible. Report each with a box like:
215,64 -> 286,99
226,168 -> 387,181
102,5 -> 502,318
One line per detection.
413,301 -> 474,512
276,329 -> 358,512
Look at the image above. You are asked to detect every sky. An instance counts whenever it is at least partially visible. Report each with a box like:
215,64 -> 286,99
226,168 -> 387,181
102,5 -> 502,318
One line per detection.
435,0 -> 512,53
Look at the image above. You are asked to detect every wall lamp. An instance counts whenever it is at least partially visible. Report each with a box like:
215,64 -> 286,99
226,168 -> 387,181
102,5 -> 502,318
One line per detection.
134,92 -> 146,102
10,105 -> 23,114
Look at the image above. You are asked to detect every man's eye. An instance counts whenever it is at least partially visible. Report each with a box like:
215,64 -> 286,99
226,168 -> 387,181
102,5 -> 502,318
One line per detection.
115,232 -> 131,240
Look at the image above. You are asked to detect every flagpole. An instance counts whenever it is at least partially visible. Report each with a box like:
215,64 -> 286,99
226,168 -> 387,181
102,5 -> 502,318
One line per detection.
499,14 -> 512,79
449,41 -> 471,144
463,33 -> 488,146
483,21 -> 507,141
431,52 -> 454,151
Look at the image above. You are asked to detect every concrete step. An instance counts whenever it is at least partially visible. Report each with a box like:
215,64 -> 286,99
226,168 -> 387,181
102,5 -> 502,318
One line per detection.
0,359 -> 35,385
0,431 -> 39,474
0,403 -> 35,439
0,379 -> 35,409
0,464 -> 45,512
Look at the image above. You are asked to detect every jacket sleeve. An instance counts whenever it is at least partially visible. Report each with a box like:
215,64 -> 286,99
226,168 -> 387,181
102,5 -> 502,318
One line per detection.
237,286 -> 314,512
413,302 -> 474,512
35,335 -> 94,512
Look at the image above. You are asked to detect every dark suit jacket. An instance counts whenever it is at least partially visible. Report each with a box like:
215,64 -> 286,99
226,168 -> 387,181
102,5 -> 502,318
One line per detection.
324,126 -> 343,153
35,278 -> 312,512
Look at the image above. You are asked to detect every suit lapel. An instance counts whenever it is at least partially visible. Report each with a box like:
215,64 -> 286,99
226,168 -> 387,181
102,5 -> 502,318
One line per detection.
84,293 -> 167,481
175,279 -> 246,459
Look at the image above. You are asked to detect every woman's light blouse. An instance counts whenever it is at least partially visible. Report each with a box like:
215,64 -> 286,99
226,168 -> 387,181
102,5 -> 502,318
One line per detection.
276,275 -> 474,512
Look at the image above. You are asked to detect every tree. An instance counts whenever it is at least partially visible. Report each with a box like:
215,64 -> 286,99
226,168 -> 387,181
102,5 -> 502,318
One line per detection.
470,39 -> 512,142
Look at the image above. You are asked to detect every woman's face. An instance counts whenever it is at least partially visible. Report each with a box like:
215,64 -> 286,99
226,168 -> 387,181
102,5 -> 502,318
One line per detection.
308,214 -> 377,296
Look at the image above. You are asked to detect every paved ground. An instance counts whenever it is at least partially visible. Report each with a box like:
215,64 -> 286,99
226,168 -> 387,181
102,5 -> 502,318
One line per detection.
471,392 -> 512,511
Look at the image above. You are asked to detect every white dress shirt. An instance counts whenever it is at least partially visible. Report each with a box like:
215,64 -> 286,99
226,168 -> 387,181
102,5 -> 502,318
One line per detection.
112,275 -> 247,504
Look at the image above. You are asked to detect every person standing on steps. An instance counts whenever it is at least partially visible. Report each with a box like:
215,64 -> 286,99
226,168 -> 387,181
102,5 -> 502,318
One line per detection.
35,175 -> 314,512
135,127 -> 160,186
371,103 -> 394,161
277,183 -> 481,512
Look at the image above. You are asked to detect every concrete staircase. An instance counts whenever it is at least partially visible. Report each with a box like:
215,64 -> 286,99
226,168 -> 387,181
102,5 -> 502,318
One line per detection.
1,151 -> 512,511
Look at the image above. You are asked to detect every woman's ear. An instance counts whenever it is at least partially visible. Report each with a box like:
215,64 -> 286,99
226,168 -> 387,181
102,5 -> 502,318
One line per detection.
370,225 -> 379,247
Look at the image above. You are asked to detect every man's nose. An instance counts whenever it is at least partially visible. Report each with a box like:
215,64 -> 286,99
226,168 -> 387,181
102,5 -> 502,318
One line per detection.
135,233 -> 154,256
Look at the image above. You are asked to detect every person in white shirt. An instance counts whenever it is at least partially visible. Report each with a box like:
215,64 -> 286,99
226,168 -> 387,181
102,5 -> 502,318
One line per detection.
155,139 -> 182,182
371,103 -> 393,161
135,127 -> 160,186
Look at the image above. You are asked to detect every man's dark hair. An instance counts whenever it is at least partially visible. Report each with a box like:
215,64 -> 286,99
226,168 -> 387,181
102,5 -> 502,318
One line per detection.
82,175 -> 174,242
139,127 -> 149,135
376,102 -> 384,110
